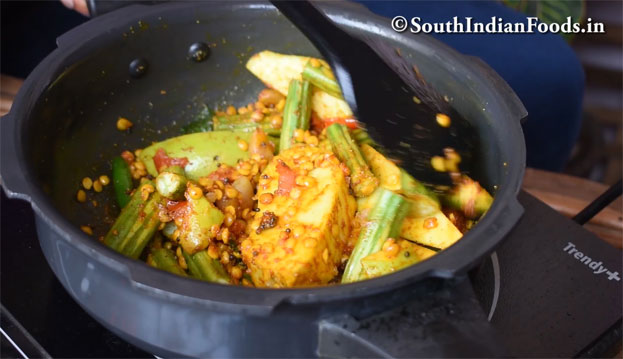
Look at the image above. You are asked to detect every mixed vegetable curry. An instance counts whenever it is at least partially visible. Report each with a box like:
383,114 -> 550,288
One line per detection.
79,51 -> 493,288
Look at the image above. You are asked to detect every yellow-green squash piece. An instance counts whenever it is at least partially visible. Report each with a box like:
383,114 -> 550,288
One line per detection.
246,50 -> 309,95
245,50 -> 354,120
360,144 -> 402,191
400,210 -> 462,250
360,239 -> 436,279
310,89 -> 354,120
138,131 -> 251,181
360,144 -> 439,217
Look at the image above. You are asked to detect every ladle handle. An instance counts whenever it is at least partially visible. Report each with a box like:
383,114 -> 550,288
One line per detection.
269,1 -> 355,64
86,0 -> 157,17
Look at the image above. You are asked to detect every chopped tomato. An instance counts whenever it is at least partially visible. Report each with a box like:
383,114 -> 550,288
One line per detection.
166,200 -> 189,221
208,165 -> 236,183
310,113 -> 325,133
153,148 -> 189,173
323,117 -> 360,129
249,128 -> 275,162
443,208 -> 467,233
120,150 -> 135,165
275,160 -> 296,196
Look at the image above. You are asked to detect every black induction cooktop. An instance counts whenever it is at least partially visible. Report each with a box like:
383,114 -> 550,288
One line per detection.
1,190 -> 621,358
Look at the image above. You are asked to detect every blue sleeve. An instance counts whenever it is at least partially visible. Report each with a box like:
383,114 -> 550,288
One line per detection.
353,0 -> 585,171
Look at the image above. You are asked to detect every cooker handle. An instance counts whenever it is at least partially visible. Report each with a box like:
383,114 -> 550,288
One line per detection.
464,55 -> 528,124
317,276 -> 508,358
0,112 -> 32,201
85,0 -> 158,17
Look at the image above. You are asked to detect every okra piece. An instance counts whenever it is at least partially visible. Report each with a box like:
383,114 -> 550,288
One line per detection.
104,181 -> 162,259
302,62 -> 342,99
444,176 -> 493,219
178,195 -> 224,254
155,166 -> 187,200
352,128 -> 377,148
342,188 -> 410,283
112,156 -> 133,208
213,113 -> 281,136
148,248 -> 188,277
280,79 -> 312,152
182,250 -> 230,284
327,123 -> 378,197
359,239 -> 436,280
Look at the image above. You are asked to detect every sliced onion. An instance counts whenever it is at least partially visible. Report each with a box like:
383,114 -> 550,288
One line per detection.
233,176 -> 254,209
249,128 -> 274,162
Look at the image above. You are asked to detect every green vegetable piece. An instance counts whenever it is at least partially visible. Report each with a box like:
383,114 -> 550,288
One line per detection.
178,195 -> 224,255
342,188 -> 410,283
302,62 -> 342,99
182,105 -> 214,134
182,250 -> 230,284
112,156 -> 133,208
213,113 -> 281,136
400,170 -> 440,217
351,128 -> 377,148
155,166 -> 187,200
359,240 -> 436,280
399,210 -> 462,250
280,79 -> 312,152
327,123 -> 378,197
360,142 -> 439,216
104,181 -> 162,259
444,176 -> 493,219
268,135 -> 280,154
138,131 -> 251,181
162,221 -> 177,240
148,248 -> 188,276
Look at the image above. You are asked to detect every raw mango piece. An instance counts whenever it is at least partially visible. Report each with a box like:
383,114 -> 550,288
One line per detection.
311,90 -> 353,120
400,210 -> 462,250
360,239 -> 436,280
360,144 -> 401,191
138,131 -> 250,181
245,51 -> 354,120
360,144 -> 439,217
246,50 -> 309,95
400,170 -> 439,217
240,144 -> 356,287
